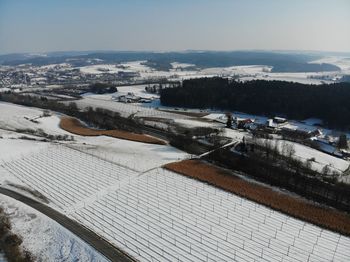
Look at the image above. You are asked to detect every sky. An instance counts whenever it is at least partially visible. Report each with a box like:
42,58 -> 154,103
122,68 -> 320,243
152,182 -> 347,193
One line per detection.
0,0 -> 349,54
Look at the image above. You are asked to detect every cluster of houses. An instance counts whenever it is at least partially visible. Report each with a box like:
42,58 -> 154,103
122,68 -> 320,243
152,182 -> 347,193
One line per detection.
0,63 -> 144,91
232,116 -> 322,138
223,114 -> 349,159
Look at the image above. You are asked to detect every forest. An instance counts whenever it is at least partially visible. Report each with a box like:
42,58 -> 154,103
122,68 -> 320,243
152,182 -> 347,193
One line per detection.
160,78 -> 350,129
88,82 -> 117,94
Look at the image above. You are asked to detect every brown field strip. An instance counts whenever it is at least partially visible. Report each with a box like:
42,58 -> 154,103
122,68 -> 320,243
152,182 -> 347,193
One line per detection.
60,117 -> 166,145
164,159 -> 350,236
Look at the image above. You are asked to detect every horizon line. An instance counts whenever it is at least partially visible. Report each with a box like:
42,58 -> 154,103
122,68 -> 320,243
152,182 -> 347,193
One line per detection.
1,49 -> 350,57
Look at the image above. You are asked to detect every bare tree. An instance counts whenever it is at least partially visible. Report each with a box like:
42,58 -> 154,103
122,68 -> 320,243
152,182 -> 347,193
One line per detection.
322,164 -> 331,177
225,112 -> 232,128
338,134 -> 348,149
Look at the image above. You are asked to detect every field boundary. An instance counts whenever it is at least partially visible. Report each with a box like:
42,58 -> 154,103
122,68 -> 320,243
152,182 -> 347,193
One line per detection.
164,159 -> 350,236
60,116 -> 166,145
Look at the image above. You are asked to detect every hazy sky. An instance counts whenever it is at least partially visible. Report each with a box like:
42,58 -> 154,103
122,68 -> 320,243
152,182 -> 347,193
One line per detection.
0,0 -> 349,54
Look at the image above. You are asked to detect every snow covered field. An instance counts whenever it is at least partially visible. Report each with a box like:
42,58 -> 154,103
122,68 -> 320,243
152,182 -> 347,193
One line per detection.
240,72 -> 335,85
77,61 -> 346,84
0,138 -> 349,261
1,100 -> 347,177
68,136 -> 188,172
113,84 -> 159,99
82,84 -> 159,100
78,61 -> 157,77
1,101 -> 350,261
74,168 -> 350,262
73,97 -> 189,119
171,62 -> 196,69
310,56 -> 350,74
1,145 -> 141,210
0,139 -> 47,163
0,102 -> 71,136
204,112 -> 268,125
2,146 -> 350,261
263,139 -> 349,173
174,118 -> 220,129
0,194 -> 108,262
79,64 -> 130,75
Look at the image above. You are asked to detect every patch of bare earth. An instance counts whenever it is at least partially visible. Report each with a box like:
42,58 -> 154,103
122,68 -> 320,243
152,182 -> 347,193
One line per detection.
60,117 -> 166,145
164,159 -> 350,236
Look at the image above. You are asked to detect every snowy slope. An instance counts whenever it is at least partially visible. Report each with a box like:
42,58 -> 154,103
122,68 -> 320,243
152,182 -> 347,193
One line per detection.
73,97 -> 189,119
69,136 -> 189,172
82,84 -> 159,100
0,139 -> 48,162
0,102 -> 72,136
2,142 -> 350,261
252,138 -> 350,174
0,194 -> 108,262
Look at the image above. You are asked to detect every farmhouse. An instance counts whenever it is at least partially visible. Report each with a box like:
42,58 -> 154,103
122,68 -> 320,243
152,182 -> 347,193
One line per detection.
113,92 -> 141,103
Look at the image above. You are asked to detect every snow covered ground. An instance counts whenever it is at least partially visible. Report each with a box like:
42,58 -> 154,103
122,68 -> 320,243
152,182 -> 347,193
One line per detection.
205,111 -> 350,142
82,84 -> 159,100
73,97 -> 189,119
1,101 -> 350,261
0,102 -> 71,136
174,118 -> 221,129
0,194 -> 108,262
1,100 -> 347,177
204,112 -> 269,125
240,72 -> 336,85
0,139 -> 47,163
1,133 -> 349,261
119,61 -> 153,73
78,64 -> 130,75
204,112 -> 350,174
2,147 -> 349,262
310,56 -> 350,74
170,62 -> 196,69
201,65 -> 271,76
76,60 -> 347,84
74,168 -> 350,262
114,84 -> 159,99
78,61 -> 154,76
68,136 -> 188,172
0,120 -> 188,261
0,137 -> 188,206
260,138 -> 349,173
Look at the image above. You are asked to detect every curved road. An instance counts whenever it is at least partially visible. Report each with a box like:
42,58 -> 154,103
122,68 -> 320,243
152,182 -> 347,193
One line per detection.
0,187 -> 136,262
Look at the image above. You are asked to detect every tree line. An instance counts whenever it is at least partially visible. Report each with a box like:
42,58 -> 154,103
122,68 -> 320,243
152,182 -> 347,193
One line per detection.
160,78 -> 350,129
205,138 -> 350,213
0,92 -> 141,133
88,82 -> 117,94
